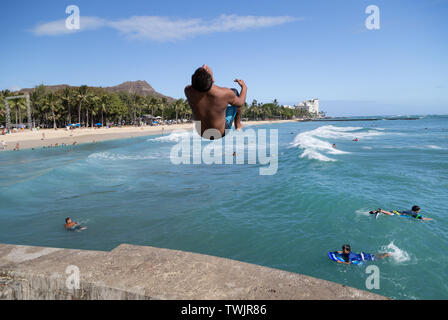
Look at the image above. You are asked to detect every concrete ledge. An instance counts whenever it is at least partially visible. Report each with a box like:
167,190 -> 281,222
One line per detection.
0,243 -> 387,300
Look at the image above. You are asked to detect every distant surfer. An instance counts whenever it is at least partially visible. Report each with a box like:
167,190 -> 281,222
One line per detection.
332,143 -> 337,148
353,138 -> 359,142
334,244 -> 390,265
185,64 -> 247,140
64,217 -> 87,232
372,205 -> 433,221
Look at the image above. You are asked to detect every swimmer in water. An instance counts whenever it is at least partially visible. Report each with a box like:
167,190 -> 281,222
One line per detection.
373,205 -> 433,221
336,244 -> 390,265
64,217 -> 87,231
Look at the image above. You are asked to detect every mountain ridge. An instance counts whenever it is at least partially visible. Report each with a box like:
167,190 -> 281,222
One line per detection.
15,80 -> 176,102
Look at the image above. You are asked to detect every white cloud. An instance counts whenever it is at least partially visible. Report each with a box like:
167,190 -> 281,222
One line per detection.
32,16 -> 107,36
109,14 -> 300,41
32,14 -> 300,41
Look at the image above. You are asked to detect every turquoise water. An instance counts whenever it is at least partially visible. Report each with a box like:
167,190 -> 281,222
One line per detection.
1,115 -> 447,299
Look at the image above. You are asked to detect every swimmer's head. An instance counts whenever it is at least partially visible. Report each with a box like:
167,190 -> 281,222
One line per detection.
412,205 -> 420,213
192,66 -> 213,92
65,217 -> 72,223
342,244 -> 351,253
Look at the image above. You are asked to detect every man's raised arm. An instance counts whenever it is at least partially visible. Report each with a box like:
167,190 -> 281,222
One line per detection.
229,79 -> 247,107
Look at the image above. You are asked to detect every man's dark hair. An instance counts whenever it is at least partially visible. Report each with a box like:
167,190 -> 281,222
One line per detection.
65,217 -> 70,223
412,205 -> 420,212
342,244 -> 351,251
191,67 -> 213,92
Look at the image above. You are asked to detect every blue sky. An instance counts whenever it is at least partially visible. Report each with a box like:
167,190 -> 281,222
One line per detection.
1,0 -> 447,116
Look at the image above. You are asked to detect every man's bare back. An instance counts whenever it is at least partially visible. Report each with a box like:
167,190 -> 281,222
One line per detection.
185,65 -> 247,139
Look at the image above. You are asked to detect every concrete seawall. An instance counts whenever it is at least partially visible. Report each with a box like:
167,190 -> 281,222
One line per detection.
0,243 -> 387,300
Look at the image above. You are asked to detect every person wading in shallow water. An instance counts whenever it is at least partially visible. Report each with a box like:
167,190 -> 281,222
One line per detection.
184,64 -> 247,140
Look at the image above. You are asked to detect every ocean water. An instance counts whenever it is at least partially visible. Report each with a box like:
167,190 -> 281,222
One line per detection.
1,115 -> 447,299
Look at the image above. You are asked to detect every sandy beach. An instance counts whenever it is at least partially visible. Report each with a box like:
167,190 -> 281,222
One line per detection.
0,119 -> 298,151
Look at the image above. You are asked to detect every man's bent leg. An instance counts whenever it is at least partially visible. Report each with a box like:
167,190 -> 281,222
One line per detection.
234,106 -> 243,130
230,88 -> 243,130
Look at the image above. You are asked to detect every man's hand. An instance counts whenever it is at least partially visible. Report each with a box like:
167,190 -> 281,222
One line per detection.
234,79 -> 246,88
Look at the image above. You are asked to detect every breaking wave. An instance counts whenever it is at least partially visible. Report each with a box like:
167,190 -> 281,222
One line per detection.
290,125 -> 385,162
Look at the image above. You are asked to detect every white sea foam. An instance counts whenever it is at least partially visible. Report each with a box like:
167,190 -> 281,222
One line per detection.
383,144 -> 445,150
300,149 -> 336,162
88,152 -> 160,161
355,209 -> 371,216
147,129 -> 266,155
147,131 -> 197,143
290,125 -> 385,162
424,145 -> 444,150
381,242 -> 411,264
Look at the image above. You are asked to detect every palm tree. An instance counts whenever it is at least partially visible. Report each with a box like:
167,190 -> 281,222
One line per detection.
61,87 -> 72,124
91,100 -> 99,128
29,85 -> 46,127
134,94 -> 143,125
98,95 -> 109,126
85,95 -> 99,128
174,98 -> 185,123
131,93 -> 138,124
149,97 -> 158,117
0,90 -> 10,125
76,85 -> 89,126
10,98 -> 26,127
44,93 -> 59,129
160,97 -> 167,121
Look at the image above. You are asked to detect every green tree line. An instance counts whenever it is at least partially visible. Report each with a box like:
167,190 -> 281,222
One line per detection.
1,85 -> 317,128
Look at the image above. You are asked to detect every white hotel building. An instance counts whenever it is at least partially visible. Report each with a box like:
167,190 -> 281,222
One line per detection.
294,98 -> 320,115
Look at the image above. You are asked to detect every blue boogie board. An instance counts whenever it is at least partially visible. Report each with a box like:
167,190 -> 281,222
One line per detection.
328,252 -> 376,265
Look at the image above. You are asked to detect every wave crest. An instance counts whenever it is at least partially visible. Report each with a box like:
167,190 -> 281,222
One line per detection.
290,125 -> 384,162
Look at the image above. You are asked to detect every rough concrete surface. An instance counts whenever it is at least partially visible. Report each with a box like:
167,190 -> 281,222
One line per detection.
0,243 -> 388,300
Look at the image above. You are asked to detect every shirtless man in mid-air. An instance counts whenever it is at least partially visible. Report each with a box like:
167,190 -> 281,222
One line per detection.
184,64 -> 247,140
